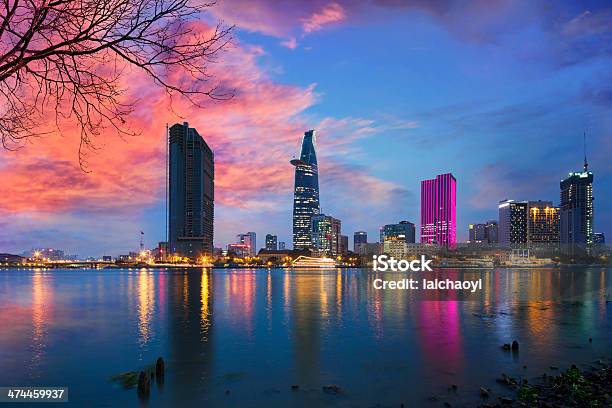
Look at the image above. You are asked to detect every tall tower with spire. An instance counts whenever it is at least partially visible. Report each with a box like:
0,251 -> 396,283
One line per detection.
583,132 -> 588,172
291,130 -> 320,249
560,132 -> 594,247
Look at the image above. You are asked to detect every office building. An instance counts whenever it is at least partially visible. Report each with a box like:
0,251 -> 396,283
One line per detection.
168,122 -> 214,258
560,154 -> 594,246
354,231 -> 367,254
498,199 -> 528,245
227,243 -> 249,258
420,173 -> 457,247
236,232 -> 256,256
339,235 -> 349,255
265,234 -> 278,251
278,241 -> 286,250
593,233 -> 605,245
380,221 -> 416,244
311,214 -> 341,256
527,200 -> 560,244
291,130 -> 320,249
468,220 -> 498,244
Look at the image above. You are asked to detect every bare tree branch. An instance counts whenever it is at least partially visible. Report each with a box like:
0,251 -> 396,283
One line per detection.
0,0 -> 233,169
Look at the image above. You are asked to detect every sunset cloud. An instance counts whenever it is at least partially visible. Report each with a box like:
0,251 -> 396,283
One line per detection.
301,3 -> 346,33
0,19 -> 408,254
2,0 -> 611,255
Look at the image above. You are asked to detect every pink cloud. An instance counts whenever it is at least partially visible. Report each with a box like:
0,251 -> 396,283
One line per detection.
0,17 -> 414,253
302,3 -> 346,33
280,37 -> 298,49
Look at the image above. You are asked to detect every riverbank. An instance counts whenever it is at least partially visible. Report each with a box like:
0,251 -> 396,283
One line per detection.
422,357 -> 612,407
480,358 -> 611,407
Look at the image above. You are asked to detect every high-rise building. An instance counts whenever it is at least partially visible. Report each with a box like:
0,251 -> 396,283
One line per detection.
291,130 -> 320,249
265,234 -> 278,251
498,199 -> 528,245
227,243 -> 249,258
236,232 -> 257,256
339,235 -> 349,255
168,122 -> 214,258
527,200 -> 560,244
468,220 -> 498,244
311,214 -> 341,256
354,231 -> 367,254
593,233 -> 605,245
560,153 -> 594,246
278,241 -> 286,250
380,221 -> 416,244
486,220 -> 499,243
468,223 -> 486,243
420,173 -> 456,247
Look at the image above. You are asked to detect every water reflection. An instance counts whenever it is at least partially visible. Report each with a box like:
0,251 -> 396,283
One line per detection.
30,270 -> 51,379
0,267 -> 610,407
166,269 -> 214,403
137,269 -> 155,347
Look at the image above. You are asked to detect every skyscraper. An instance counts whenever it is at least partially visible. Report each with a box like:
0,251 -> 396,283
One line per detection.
498,199 -> 527,245
311,214 -> 341,256
168,122 -> 214,258
560,149 -> 594,246
420,173 -> 456,247
339,235 -> 349,255
468,223 -> 486,243
237,232 -> 257,256
380,221 -> 416,244
468,220 -> 498,244
265,234 -> 278,251
291,130 -> 320,249
527,200 -> 560,244
354,231 -> 367,254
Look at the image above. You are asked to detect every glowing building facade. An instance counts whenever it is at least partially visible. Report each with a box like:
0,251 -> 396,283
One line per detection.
236,232 -> 257,256
420,173 -> 457,247
311,214 -> 341,256
291,130 -> 320,249
527,200 -> 560,244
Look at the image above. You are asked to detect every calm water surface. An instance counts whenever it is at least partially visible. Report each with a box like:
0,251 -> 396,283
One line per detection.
0,267 -> 611,407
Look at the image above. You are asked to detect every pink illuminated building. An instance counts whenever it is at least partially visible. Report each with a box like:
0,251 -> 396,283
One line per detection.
420,173 -> 457,247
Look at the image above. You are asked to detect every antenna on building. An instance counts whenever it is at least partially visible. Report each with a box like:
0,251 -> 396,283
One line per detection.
165,123 -> 169,244
583,131 -> 588,172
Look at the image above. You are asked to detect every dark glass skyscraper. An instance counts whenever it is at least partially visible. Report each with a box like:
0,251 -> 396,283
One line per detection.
291,130 -> 320,249
560,158 -> 594,246
354,231 -> 367,254
168,122 -> 214,258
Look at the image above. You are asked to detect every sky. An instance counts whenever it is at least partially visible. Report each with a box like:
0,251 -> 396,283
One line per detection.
1,0 -> 612,257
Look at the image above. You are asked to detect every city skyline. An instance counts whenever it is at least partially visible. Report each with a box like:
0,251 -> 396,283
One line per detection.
1,1 -> 612,256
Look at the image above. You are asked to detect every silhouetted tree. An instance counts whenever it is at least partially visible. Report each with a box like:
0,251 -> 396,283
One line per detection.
0,0 -> 232,168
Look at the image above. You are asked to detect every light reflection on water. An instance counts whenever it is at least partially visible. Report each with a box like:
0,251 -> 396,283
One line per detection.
0,267 -> 610,407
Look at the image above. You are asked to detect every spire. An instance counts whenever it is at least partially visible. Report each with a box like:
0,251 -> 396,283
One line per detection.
583,131 -> 588,172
